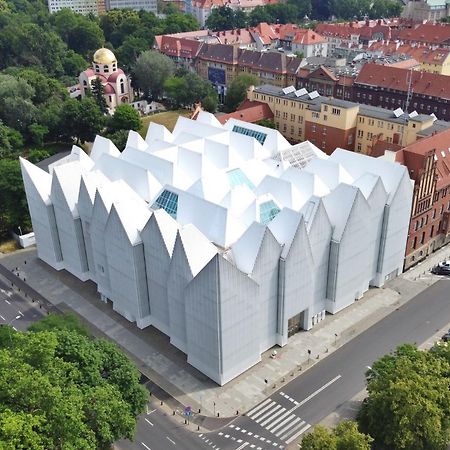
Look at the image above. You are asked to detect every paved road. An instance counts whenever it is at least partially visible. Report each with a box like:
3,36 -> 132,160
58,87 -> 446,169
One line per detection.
0,276 -> 45,331
194,279 -> 450,450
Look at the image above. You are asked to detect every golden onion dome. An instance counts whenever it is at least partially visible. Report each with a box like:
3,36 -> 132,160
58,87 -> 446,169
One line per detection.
93,48 -> 117,65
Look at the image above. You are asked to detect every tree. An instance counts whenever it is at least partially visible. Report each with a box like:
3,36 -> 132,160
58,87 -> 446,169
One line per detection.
29,313 -> 90,336
358,344 -> 450,450
0,159 -> 30,239
162,12 -> 199,34
27,149 -> 52,164
301,426 -> 337,449
116,35 -> 149,70
256,119 -> 276,129
0,322 -> 147,449
0,121 -> 23,158
60,97 -> 105,144
205,6 -> 247,31
133,50 -> 175,100
108,104 -> 142,132
91,77 -> 108,114
104,129 -> 129,151
224,74 -> 260,112
300,421 -> 372,450
0,74 -> 37,133
369,0 -> 403,19
28,124 -> 49,147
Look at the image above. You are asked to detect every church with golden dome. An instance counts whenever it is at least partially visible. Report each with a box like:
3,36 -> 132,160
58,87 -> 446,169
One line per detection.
79,48 -> 133,113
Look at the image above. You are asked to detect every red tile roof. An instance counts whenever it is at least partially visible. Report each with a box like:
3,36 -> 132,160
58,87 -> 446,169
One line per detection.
396,23 -> 450,45
355,63 -> 450,101
216,99 -> 273,124
397,128 -> 450,189
155,35 -> 204,59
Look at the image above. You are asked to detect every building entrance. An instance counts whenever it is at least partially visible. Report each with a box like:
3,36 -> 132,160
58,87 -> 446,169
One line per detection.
288,310 -> 305,337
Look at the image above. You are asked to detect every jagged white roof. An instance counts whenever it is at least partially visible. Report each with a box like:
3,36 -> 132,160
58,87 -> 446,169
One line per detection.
23,112 -> 410,277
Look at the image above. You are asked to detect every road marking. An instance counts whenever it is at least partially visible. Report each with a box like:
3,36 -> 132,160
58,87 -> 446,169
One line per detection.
144,418 -> 153,426
265,410 -> 292,431
0,315 -> 4,321
247,398 -> 271,416
295,375 -> 342,410
276,417 -> 303,438
255,404 -> 281,423
285,424 -> 311,444
146,407 -> 156,415
141,442 -> 151,450
166,436 -> 176,445
271,414 -> 298,434
235,442 -> 249,450
249,401 -> 276,420
260,407 -> 286,427
12,327 -> 17,331
5,299 -> 10,305
18,310 -> 24,316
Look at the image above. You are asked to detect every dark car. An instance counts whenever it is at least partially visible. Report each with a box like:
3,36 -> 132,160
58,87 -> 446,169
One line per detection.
442,332 -> 450,342
431,262 -> 450,275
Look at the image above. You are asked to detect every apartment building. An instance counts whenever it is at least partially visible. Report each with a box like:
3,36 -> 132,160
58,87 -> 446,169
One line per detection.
246,84 -> 445,155
353,63 -> 450,122
195,44 -> 302,97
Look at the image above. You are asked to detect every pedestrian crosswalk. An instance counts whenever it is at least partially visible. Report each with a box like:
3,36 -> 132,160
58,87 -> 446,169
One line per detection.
246,398 -> 311,443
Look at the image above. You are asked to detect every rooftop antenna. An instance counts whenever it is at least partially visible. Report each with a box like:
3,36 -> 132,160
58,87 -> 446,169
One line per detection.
401,68 -> 414,147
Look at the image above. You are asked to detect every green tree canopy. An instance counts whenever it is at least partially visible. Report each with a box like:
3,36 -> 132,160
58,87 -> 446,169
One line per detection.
133,50 -> 175,100
164,72 -> 218,112
205,6 -> 247,31
108,104 -> 142,132
0,158 -> 30,238
0,320 -> 147,449
90,77 -> 108,114
224,73 -> 260,112
300,421 -> 372,450
358,344 -> 450,450
0,121 -> 23,158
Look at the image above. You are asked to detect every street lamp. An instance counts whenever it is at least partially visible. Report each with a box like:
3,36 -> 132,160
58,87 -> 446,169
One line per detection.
7,315 -> 21,345
365,366 -> 380,379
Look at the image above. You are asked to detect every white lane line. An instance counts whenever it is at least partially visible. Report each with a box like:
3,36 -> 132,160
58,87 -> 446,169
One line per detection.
295,375 -> 342,410
12,327 -> 17,331
255,404 -> 281,423
146,406 -> 156,414
0,315 -> 4,321
260,407 -> 285,427
141,442 -> 151,450
199,434 -> 203,437
5,299 -> 10,305
265,410 -> 292,431
144,418 -> 153,426
250,401 -> 276,420
18,310 -> 24,317
272,415 -> 298,434
285,424 -> 311,444
235,443 -> 249,450
280,422 -> 306,442
276,418 -> 303,439
247,398 -> 271,417
166,436 -> 176,445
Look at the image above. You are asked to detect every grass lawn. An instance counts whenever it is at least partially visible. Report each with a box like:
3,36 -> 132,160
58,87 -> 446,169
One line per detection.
140,109 -> 191,137
0,240 -> 19,254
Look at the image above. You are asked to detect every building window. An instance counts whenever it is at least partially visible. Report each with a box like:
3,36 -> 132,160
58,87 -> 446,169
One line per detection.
357,130 -> 363,138
412,236 -> 417,249
348,134 -> 353,145
232,125 -> 267,145
421,232 -> 426,244
291,114 -> 295,122
312,112 -> 320,119
414,220 -> 419,231
357,143 -> 362,152
152,190 -> 178,218
430,225 -> 434,237
332,108 -> 341,115
311,125 -> 316,133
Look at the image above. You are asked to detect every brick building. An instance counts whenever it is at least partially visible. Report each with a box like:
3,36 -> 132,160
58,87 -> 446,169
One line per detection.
388,128 -> 450,268
353,63 -> 450,122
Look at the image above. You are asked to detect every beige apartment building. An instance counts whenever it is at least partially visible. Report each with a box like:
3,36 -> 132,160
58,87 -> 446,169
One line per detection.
247,85 -> 442,155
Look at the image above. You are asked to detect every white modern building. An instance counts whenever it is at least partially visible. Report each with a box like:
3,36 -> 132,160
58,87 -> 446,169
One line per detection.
21,113 -> 413,385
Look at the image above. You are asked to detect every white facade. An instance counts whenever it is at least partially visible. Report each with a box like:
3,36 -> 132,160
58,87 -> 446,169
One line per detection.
48,0 -> 100,14
105,0 -> 157,13
21,113 -> 413,385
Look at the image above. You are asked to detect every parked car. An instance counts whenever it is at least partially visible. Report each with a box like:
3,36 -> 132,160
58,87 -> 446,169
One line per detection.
441,332 -> 450,342
431,262 -> 450,275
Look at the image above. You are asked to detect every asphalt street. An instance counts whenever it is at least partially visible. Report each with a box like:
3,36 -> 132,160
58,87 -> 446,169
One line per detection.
0,276 -> 45,331
194,279 -> 450,450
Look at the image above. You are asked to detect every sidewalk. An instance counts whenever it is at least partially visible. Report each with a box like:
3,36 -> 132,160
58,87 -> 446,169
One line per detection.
1,245 -> 448,420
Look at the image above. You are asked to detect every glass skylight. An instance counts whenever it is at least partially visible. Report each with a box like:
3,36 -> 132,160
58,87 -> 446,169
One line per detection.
227,168 -> 255,190
232,125 -> 267,145
260,200 -> 281,224
152,190 -> 178,218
